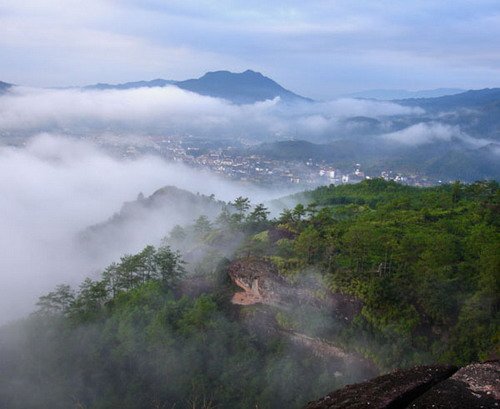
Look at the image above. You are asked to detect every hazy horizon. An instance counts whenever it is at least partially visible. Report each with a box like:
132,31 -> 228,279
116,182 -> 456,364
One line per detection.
1,1 -> 500,99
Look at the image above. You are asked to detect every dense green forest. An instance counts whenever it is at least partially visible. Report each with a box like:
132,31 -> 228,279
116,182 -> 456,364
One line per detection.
0,179 -> 498,408
283,180 -> 499,367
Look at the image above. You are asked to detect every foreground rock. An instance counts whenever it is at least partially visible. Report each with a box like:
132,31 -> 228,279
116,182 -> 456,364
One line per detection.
409,360 -> 499,408
305,360 -> 499,409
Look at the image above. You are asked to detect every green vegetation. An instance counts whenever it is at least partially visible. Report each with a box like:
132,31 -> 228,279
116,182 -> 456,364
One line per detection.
0,244 -> 347,408
0,179 -> 498,408
278,180 -> 499,367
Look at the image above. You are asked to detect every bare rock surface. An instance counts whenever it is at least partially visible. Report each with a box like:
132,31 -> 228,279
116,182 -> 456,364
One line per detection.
228,258 -> 285,306
409,360 -> 499,408
305,365 -> 458,409
305,361 -> 500,409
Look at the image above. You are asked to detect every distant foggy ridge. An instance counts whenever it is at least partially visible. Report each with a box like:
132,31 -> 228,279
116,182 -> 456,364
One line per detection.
79,184 -> 225,260
344,88 -> 466,100
84,79 -> 177,90
395,87 -> 500,109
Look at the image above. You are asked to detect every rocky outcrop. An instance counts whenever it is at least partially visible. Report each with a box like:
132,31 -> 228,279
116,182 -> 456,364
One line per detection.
305,360 -> 499,409
228,258 -> 361,320
229,258 -> 285,306
228,258 -> 378,379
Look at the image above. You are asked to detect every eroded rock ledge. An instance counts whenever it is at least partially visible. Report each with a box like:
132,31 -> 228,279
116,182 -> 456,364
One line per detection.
305,360 -> 499,409
228,257 -> 378,379
228,258 -> 361,320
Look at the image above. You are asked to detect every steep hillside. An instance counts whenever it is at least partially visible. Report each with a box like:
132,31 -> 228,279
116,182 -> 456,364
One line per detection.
80,185 -> 224,260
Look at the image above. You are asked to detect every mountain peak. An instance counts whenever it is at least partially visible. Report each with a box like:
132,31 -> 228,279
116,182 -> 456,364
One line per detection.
242,69 -> 263,76
198,70 -> 267,83
177,70 -> 311,104
0,81 -> 13,93
202,69 -> 262,76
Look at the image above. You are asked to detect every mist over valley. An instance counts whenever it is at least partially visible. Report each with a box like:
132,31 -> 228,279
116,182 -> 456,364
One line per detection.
0,1 -> 499,408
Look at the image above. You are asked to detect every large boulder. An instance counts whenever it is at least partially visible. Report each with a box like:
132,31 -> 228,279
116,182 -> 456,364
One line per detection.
305,360 -> 499,409
409,360 -> 499,408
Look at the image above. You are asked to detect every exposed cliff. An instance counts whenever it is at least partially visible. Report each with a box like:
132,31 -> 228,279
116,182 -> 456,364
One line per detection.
227,257 -> 377,379
228,258 -> 361,320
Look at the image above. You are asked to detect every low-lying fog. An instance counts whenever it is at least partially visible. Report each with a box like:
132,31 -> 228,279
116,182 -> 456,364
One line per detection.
0,134 -> 292,325
0,85 -> 421,141
1,85 -> 495,150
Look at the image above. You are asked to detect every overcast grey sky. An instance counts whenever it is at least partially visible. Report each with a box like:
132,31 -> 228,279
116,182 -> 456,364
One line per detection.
1,0 -> 499,98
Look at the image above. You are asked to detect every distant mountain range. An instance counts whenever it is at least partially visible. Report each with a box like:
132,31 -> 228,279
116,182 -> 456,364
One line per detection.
1,71 -> 493,107
399,88 -> 500,144
396,87 -> 500,110
84,74 -> 495,106
344,88 -> 465,100
85,70 -> 311,104
85,79 -> 177,90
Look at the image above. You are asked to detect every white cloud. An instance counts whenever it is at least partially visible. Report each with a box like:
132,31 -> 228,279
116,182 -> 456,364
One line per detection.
382,122 -> 496,149
0,86 -> 421,140
383,122 -> 458,145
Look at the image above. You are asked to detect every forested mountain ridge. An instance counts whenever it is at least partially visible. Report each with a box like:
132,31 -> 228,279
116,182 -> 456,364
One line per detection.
245,138 -> 500,182
395,88 -> 500,146
0,179 -> 498,408
80,185 -> 225,260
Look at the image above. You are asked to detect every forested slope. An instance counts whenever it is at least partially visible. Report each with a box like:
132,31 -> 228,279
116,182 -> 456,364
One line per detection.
284,180 -> 499,367
0,180 -> 498,409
